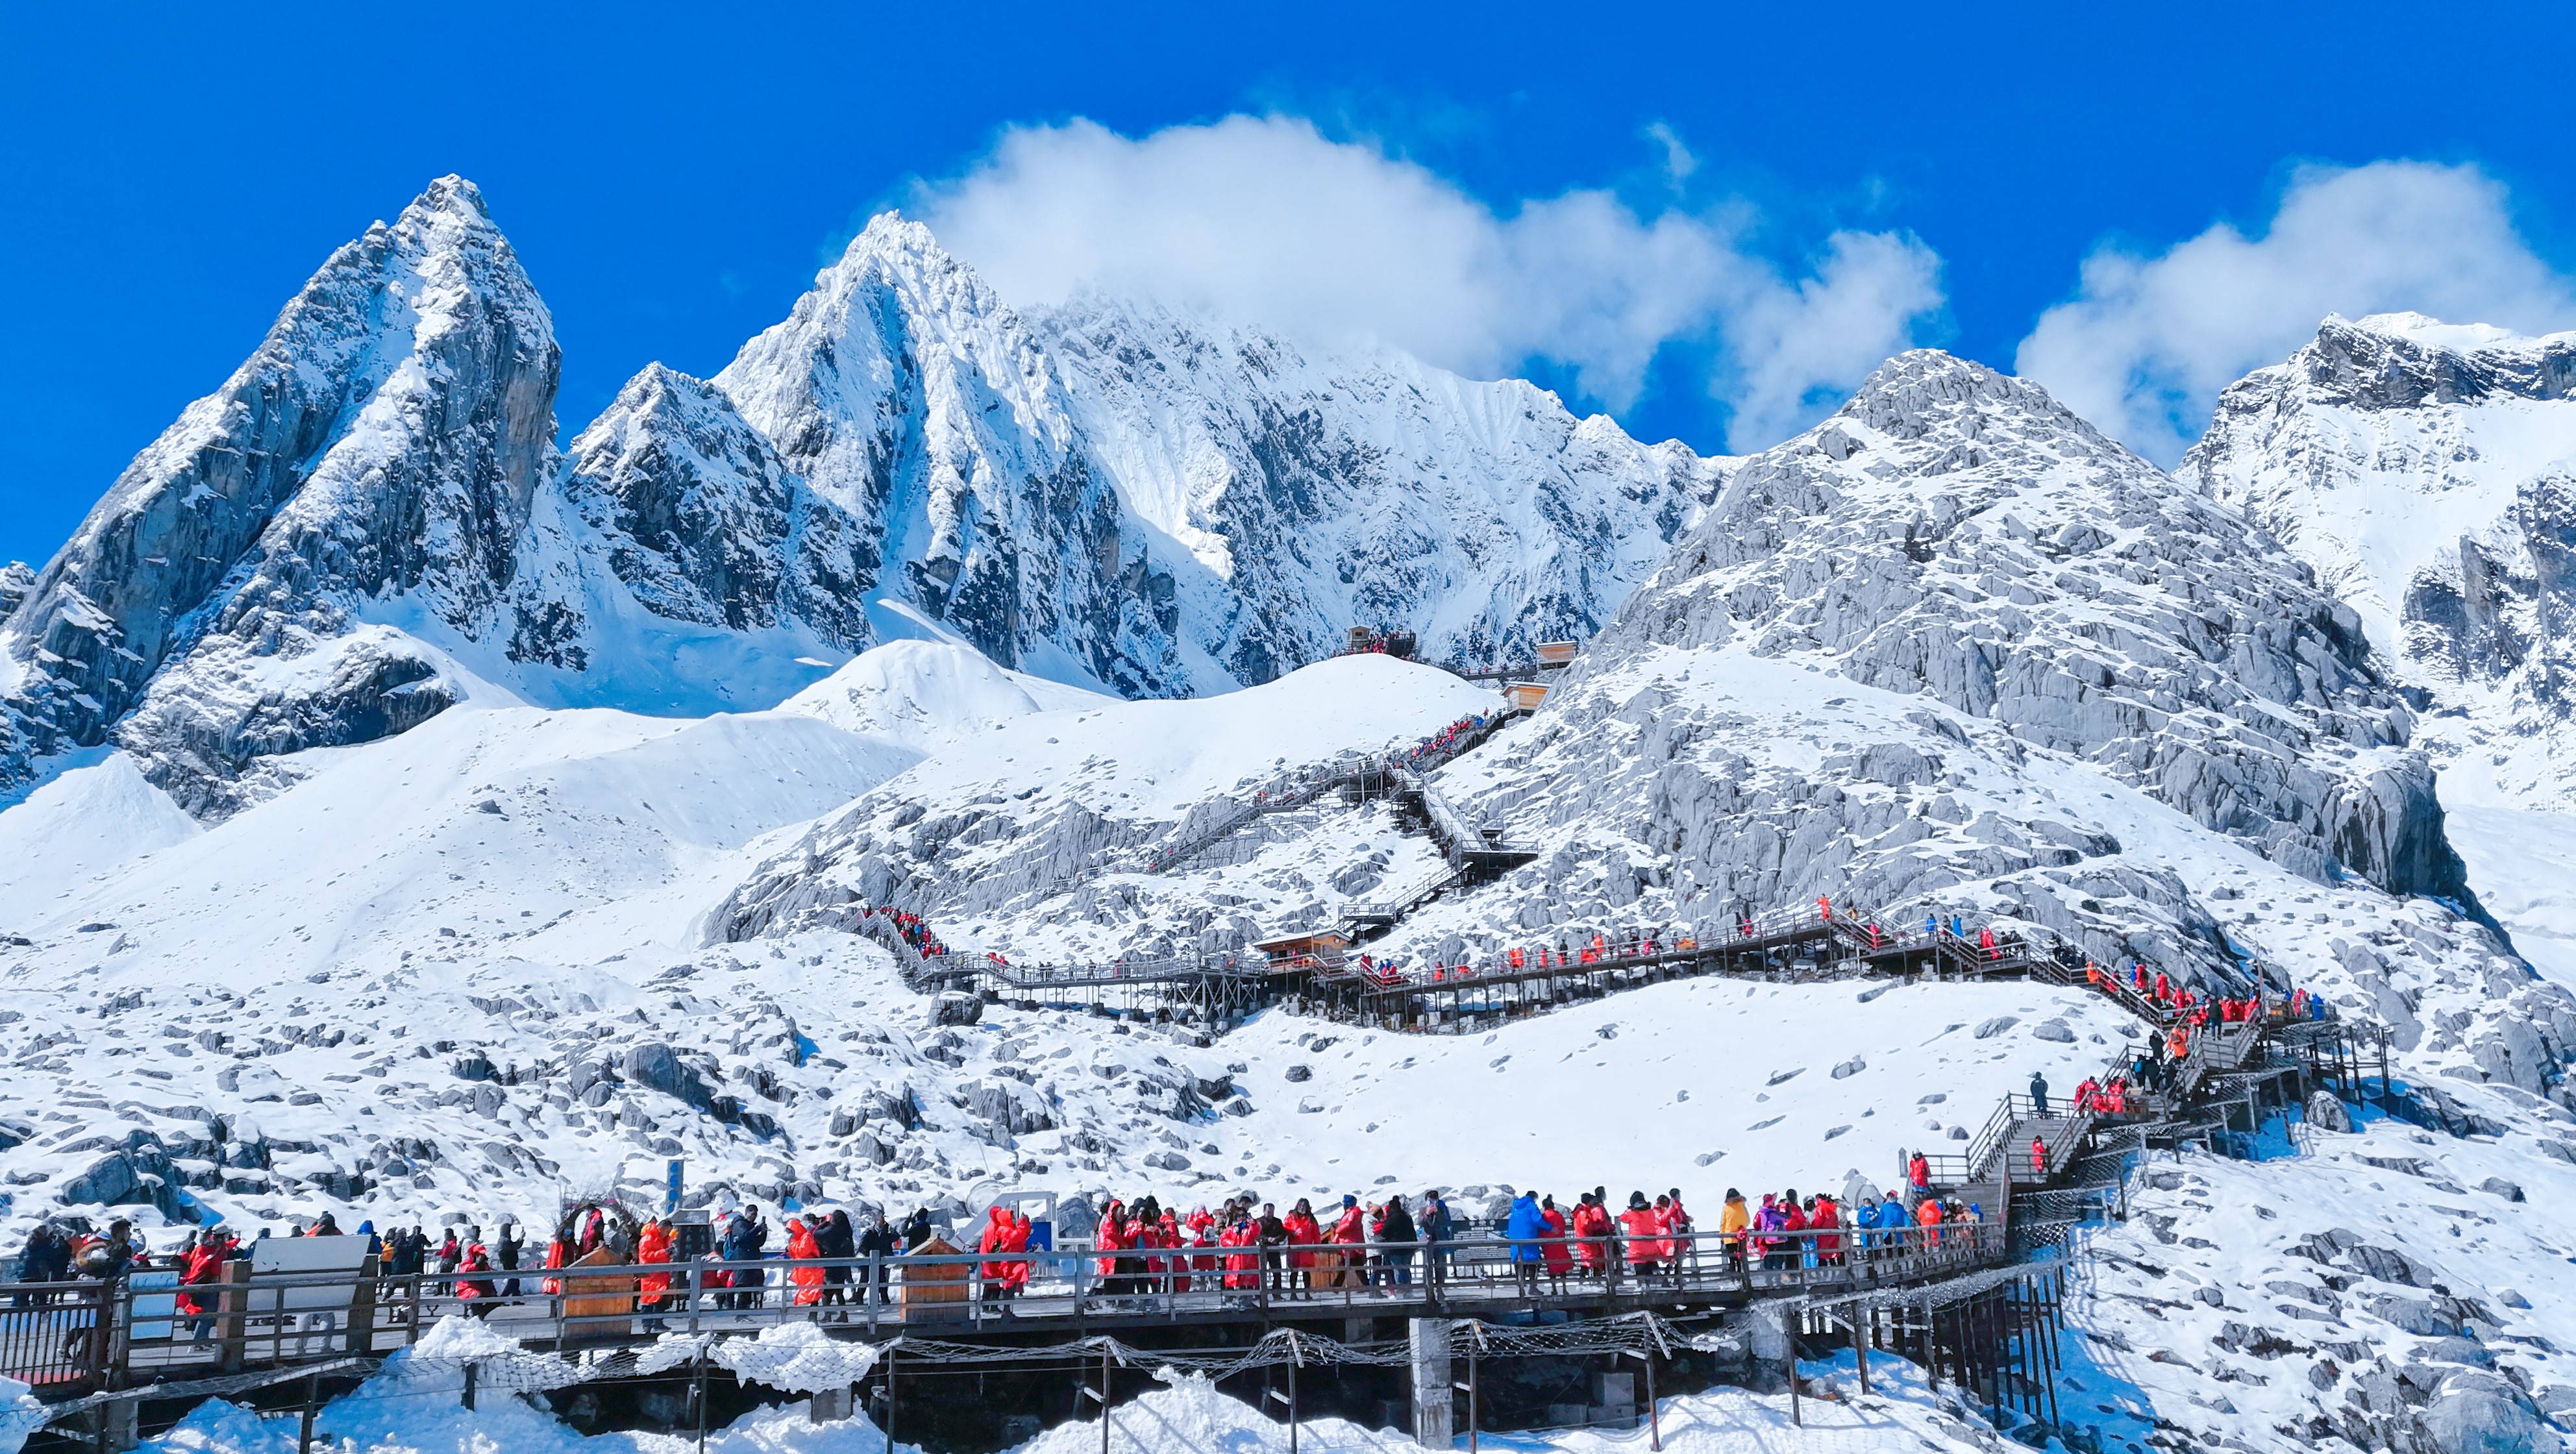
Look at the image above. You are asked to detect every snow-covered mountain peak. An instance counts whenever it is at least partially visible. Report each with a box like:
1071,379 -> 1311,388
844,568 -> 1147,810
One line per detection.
1819,349 -> 2123,464
2184,312 -> 2576,859
0,174 -> 560,810
402,171 -> 495,223
3,180 -> 1720,807
2344,309 -> 2543,352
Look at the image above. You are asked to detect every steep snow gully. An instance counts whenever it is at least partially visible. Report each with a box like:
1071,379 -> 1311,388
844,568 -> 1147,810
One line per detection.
5,184 -> 2576,1454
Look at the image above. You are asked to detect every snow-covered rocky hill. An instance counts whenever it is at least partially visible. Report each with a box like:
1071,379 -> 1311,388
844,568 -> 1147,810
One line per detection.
2182,314 -> 2576,989
0,179 -> 1718,817
692,352 -> 2576,1451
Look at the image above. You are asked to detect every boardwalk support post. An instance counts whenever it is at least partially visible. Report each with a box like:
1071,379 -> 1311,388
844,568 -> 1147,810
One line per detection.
1288,1337 -> 1300,1454
1781,1305 -> 1800,1426
1409,1318 -> 1455,1449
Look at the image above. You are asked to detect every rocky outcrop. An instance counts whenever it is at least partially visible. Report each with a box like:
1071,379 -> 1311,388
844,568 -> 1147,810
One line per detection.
1574,351 -> 2455,900
554,364 -> 871,648
0,176 -> 559,811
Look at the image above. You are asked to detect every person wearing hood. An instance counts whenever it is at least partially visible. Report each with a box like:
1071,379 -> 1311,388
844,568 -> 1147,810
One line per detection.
636,1218 -> 675,1329
1008,1213 -> 1034,1299
1618,1192 -> 1666,1278
1537,1196 -> 1572,1294
1094,1201 -> 1132,1294
978,1206 -> 1017,1306
1568,1192 -> 1614,1283
1504,1192 -> 1550,1296
1282,1200 -> 1322,1298
787,1214 -> 826,1308
1378,1195 -> 1417,1288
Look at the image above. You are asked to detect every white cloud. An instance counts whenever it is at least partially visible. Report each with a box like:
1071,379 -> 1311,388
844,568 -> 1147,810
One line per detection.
913,115 -> 1942,451
2016,160 -> 2576,463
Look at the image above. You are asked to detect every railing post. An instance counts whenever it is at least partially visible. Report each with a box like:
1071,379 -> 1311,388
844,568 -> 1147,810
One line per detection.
345,1254 -> 380,1356
217,1260 -> 251,1374
86,1276 -> 117,1391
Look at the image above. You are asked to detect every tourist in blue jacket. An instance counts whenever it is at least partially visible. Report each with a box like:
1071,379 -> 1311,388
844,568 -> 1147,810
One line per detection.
1505,1192 -> 1550,1294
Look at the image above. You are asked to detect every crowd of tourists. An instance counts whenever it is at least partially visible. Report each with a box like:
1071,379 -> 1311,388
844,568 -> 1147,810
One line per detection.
859,905 -> 949,961
10,1167 -> 2001,1331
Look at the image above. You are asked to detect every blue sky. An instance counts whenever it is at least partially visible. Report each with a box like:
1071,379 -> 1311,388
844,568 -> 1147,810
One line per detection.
6,1 -> 2576,569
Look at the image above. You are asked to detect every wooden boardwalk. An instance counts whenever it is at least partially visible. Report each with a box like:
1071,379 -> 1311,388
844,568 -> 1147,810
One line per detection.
4,1225 -> 2004,1403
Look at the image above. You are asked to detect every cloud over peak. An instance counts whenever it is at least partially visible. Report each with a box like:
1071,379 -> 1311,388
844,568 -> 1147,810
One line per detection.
2015,160 -> 2576,463
913,114 -> 1943,452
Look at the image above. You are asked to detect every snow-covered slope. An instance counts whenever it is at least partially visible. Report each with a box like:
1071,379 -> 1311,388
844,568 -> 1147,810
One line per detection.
775,639 -> 1111,754
14,193 -> 2576,1454
0,751 -> 200,908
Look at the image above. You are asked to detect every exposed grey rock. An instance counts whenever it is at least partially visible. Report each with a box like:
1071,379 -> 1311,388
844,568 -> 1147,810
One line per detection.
625,1042 -> 715,1111
2031,1020 -> 2075,1043
2415,1369 -> 2551,1454
960,1079 -> 1054,1137
2368,1294 -> 2464,1337
928,991 -> 983,1027
1975,1017 -> 2019,1041
2306,1090 -> 2353,1133
2477,1176 -> 2525,1203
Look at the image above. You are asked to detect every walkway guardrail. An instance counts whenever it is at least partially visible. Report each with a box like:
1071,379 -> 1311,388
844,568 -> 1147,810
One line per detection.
0,1222 -> 2005,1399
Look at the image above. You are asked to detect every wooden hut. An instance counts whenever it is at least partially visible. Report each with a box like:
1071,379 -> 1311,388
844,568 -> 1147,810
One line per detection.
898,1235 -> 970,1314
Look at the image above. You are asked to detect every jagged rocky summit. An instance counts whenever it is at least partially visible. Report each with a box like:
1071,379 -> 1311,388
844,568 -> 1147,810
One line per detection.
2184,312 -> 2576,813
0,181 -> 1720,815
0,177 -> 558,815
